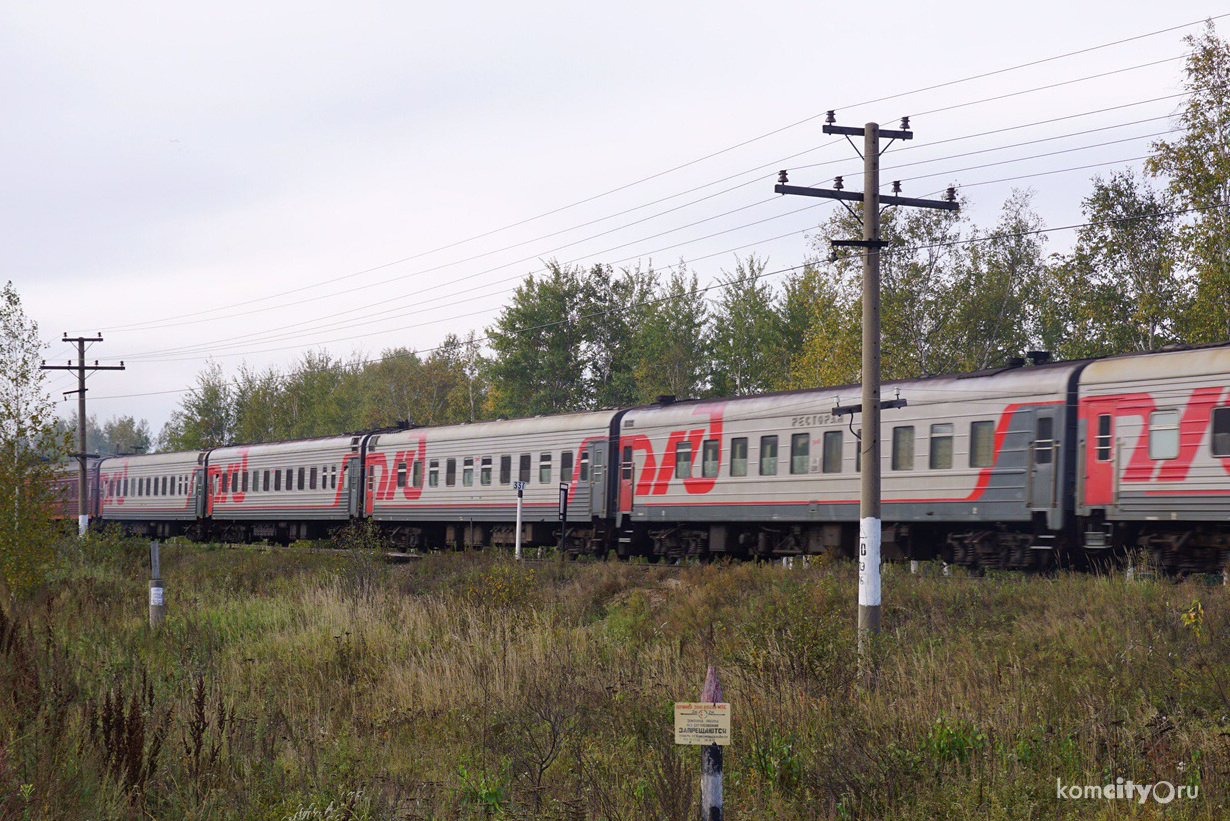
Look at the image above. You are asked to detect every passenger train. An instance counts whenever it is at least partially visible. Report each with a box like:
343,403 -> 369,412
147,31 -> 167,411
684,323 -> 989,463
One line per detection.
58,343 -> 1230,573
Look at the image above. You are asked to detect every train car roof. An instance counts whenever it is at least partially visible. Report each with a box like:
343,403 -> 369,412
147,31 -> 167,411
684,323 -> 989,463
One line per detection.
98,450 -> 205,470
370,407 -> 627,446
1079,341 -> 1230,389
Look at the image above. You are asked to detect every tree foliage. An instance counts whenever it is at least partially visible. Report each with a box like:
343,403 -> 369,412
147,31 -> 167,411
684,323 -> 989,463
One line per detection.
0,282 -> 67,597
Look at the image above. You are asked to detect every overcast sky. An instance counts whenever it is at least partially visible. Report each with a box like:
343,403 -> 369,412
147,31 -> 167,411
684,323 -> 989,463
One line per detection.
3,1 -> 1227,432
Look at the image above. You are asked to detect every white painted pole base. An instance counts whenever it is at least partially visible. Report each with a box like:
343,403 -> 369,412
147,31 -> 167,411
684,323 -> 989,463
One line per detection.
149,580 -> 166,629
858,517 -> 882,668
701,745 -> 723,821
78,515 -> 89,538
514,495 -> 523,561
910,559 -> 919,575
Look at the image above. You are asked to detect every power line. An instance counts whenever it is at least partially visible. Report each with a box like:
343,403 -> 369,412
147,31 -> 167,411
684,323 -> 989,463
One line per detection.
97,17 -> 1219,333
113,103 -> 1188,363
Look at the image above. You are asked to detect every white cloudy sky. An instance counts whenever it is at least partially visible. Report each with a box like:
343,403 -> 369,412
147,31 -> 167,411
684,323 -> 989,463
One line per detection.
3,1 -> 1226,432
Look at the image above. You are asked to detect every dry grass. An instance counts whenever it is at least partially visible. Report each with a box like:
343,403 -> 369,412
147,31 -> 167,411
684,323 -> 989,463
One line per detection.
1,534 -> 1229,819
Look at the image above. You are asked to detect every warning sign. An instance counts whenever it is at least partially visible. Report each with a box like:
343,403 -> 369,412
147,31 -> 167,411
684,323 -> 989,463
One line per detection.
674,702 -> 730,746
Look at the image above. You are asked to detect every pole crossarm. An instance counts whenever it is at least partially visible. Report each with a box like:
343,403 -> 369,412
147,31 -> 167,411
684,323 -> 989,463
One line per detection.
824,124 -> 913,141
774,183 -> 958,211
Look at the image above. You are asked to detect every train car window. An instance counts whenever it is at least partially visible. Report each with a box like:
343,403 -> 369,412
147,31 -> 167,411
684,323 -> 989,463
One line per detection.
759,436 -> 778,476
480,457 -> 492,486
463,458 -> 474,487
274,469 -> 282,491
331,466 -> 338,490
702,439 -> 720,478
263,470 -> 271,491
823,431 -> 843,473
970,421 -> 994,467
516,454 -> 529,483
429,460 -> 440,488
446,458 -> 457,487
930,424 -> 954,470
241,471 -> 249,493
1213,408 -> 1230,457
892,426 -> 915,471
580,451 -> 590,481
1149,411 -> 1179,460
122,478 -> 128,496
286,468 -> 294,490
397,463 -> 406,489
539,453 -> 552,484
1035,417 -> 1054,465
499,455 -> 511,484
1096,415 -> 1113,461
621,446 -> 633,480
561,451 -> 574,482
221,473 -> 228,494
730,438 -> 748,476
675,441 -> 694,479
310,467 -> 318,491
412,459 -> 423,488
298,467 -> 306,490
790,433 -> 810,474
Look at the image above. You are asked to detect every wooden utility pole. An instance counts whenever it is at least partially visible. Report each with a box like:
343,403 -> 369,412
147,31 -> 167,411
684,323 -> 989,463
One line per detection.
41,335 -> 125,536
775,114 -> 957,667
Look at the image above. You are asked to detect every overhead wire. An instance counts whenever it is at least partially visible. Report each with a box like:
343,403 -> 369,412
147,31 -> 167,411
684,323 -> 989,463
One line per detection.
96,16 -> 1218,333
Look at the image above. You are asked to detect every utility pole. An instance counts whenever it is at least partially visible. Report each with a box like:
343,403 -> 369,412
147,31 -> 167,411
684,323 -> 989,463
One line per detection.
41,335 -> 125,537
775,114 -> 957,668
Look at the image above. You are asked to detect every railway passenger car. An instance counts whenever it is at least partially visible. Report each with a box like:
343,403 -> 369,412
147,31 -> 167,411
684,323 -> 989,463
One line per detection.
1077,345 -> 1230,573
97,451 -> 204,539
365,410 -> 624,551
616,357 -> 1085,568
205,435 -> 363,543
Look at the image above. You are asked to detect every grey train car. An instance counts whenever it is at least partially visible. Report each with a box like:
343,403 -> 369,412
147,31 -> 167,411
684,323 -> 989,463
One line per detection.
616,357 -> 1085,568
365,410 -> 624,552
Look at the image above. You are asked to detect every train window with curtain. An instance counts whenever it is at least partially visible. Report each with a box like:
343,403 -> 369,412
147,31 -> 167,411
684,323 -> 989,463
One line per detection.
969,421 -> 994,467
446,458 -> 456,486
730,437 -> 748,476
930,424 -> 954,469
823,431 -> 843,473
331,465 -> 338,490
759,436 -> 778,476
539,453 -> 552,484
580,451 -> 590,481
1096,415 -> 1113,461
561,451 -> 574,482
675,441 -> 694,479
480,457 -> 492,486
1149,411 -> 1180,460
263,470 -> 270,492
397,462 -> 407,489
519,454 -> 531,483
429,460 -> 440,487
499,455 -> 511,485
892,426 -> 915,471
702,439 -> 720,478
412,459 -> 423,488
790,433 -> 810,474
463,458 -> 474,486
1212,408 -> 1230,457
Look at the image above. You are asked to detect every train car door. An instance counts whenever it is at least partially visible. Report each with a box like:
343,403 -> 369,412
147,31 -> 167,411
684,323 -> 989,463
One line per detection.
589,442 -> 607,517
1028,410 -> 1058,511
619,444 -> 635,514
192,467 -> 208,518
345,460 -> 362,517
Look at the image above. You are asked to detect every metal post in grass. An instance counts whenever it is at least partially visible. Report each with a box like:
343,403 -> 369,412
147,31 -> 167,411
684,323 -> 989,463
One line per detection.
700,666 -> 724,820
513,480 -> 525,561
149,540 -> 166,629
